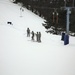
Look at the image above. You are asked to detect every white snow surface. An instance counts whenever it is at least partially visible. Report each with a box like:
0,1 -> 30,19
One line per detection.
0,0 -> 75,75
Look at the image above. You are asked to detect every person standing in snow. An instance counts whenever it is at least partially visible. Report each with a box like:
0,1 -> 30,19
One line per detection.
38,32 -> 41,42
31,31 -> 34,41
27,28 -> 30,37
36,32 -> 39,42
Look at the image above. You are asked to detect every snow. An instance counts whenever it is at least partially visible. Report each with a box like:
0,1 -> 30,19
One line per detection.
0,0 -> 75,75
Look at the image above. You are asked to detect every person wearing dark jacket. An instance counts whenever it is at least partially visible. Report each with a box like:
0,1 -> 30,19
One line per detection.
31,31 -> 34,41
38,32 -> 41,42
36,32 -> 39,42
27,28 -> 30,37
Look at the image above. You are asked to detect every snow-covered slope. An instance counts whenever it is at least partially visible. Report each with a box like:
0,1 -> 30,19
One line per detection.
0,0 -> 75,75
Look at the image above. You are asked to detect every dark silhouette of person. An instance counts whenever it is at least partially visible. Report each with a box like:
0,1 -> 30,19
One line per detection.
36,32 -> 39,42
27,28 -> 30,37
38,32 -> 41,42
31,31 -> 34,41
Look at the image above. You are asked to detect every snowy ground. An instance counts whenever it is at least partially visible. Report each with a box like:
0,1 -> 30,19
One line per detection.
0,0 -> 75,75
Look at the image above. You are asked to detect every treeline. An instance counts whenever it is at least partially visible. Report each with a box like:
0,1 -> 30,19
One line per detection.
14,0 -> 75,33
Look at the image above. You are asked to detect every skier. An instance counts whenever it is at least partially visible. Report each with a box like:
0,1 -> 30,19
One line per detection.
31,31 -> 34,41
38,32 -> 41,42
27,28 -> 30,37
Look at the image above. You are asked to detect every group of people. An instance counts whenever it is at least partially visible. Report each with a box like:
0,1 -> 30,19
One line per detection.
27,27 -> 41,42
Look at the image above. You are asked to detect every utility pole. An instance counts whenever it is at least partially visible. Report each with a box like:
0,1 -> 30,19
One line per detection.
61,0 -> 75,45
65,7 -> 71,35
64,7 -> 71,45
61,0 -> 69,45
